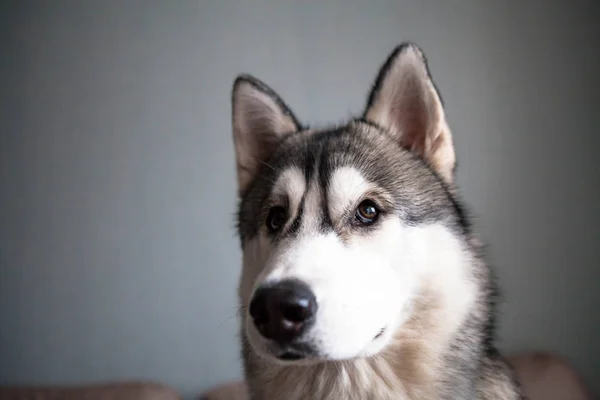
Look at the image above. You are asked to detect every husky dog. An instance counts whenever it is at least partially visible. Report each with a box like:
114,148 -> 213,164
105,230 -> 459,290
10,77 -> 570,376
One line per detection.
231,43 -> 522,399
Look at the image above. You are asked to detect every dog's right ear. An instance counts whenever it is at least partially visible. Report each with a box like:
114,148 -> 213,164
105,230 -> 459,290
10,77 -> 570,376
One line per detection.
232,75 -> 300,195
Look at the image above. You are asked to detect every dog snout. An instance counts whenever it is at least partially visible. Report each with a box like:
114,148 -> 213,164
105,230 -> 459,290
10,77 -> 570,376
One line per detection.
249,279 -> 317,343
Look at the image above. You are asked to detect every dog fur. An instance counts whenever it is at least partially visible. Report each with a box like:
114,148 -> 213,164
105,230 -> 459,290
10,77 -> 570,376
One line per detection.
230,43 -> 523,399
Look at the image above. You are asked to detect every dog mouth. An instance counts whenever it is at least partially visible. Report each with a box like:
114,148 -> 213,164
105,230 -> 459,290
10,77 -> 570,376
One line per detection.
277,351 -> 306,361
374,327 -> 386,340
269,327 -> 387,361
272,341 -> 318,362
249,320 -> 390,362
275,327 -> 388,362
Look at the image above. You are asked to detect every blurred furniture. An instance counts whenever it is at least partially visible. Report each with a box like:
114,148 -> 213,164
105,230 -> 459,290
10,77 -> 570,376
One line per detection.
509,352 -> 593,400
0,381 -> 181,400
0,352 -> 592,400
198,352 -> 594,400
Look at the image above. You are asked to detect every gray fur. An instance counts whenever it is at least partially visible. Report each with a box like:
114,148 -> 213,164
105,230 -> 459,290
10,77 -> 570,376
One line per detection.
232,43 -> 523,399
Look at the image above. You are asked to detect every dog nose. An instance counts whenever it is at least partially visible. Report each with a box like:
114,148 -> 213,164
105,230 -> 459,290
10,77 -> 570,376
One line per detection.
249,280 -> 317,343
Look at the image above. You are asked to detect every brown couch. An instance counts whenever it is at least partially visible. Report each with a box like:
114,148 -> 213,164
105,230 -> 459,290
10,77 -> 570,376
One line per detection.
0,381 -> 181,400
1,352 -> 593,400
198,352 -> 594,400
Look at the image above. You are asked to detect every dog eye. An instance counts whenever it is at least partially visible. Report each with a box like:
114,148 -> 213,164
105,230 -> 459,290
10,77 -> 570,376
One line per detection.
355,200 -> 379,225
266,206 -> 287,233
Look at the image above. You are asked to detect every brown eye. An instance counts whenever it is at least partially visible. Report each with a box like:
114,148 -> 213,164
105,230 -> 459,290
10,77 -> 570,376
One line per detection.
355,200 -> 379,225
266,206 -> 287,233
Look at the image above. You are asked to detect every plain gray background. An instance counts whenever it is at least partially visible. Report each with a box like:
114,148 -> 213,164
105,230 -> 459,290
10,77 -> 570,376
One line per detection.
1,1 -> 599,398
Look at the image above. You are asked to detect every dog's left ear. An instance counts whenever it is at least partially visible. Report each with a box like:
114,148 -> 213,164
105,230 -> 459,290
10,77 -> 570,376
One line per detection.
364,43 -> 455,183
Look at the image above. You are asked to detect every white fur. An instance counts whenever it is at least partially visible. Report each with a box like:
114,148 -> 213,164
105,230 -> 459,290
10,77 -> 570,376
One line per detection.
239,166 -> 476,367
271,167 -> 306,219
327,167 -> 372,221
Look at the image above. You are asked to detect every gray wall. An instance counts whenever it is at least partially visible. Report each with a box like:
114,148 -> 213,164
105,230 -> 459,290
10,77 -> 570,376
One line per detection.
1,1 -> 598,398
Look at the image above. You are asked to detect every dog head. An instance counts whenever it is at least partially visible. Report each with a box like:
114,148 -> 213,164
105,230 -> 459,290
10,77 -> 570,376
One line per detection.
232,44 -> 470,364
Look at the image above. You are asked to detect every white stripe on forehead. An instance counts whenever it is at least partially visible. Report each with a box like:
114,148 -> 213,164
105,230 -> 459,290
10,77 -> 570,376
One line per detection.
300,182 -> 322,232
328,167 -> 373,221
272,167 -> 306,208
271,166 -> 324,233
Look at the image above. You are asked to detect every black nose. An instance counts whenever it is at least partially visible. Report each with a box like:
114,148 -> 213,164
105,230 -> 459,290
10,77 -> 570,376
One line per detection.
249,280 -> 317,343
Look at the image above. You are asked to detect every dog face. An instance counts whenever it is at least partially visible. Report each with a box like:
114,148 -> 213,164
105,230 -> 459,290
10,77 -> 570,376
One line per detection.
232,44 -> 467,364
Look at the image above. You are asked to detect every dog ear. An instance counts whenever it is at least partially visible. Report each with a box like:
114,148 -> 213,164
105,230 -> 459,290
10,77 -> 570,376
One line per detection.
364,43 -> 455,183
232,75 -> 301,195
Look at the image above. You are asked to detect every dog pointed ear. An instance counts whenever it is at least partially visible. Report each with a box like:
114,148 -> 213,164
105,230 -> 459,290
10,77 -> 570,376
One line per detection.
232,75 -> 301,195
364,43 -> 456,183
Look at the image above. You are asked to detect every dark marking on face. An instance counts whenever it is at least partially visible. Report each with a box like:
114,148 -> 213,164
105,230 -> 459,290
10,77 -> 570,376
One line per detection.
303,143 -> 317,183
287,193 -> 305,237
236,121 -> 471,246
